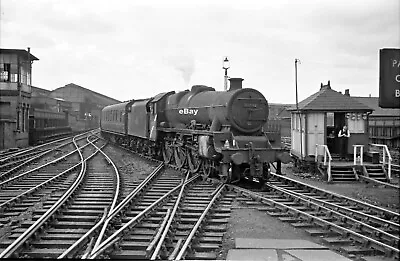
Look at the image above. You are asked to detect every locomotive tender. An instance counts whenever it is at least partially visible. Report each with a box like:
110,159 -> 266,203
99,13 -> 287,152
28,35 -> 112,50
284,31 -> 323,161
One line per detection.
100,78 -> 290,183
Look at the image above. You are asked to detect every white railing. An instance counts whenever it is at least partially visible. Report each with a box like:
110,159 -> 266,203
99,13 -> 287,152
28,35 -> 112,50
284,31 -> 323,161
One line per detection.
370,144 -> 392,180
315,144 -> 332,182
353,145 -> 364,165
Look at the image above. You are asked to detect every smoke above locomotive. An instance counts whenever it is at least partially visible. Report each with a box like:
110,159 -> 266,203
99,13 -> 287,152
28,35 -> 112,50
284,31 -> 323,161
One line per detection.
163,78 -> 269,134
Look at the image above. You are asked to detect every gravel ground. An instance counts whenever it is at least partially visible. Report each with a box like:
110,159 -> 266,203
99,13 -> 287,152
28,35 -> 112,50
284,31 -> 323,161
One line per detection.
103,145 -> 159,192
218,196 -> 331,260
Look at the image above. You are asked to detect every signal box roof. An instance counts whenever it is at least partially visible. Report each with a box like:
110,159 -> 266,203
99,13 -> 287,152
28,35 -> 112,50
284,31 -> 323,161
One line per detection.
0,48 -> 39,61
287,81 -> 373,112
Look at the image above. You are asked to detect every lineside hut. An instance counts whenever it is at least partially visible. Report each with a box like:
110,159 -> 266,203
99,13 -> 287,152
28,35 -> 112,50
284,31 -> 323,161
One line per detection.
288,81 -> 373,162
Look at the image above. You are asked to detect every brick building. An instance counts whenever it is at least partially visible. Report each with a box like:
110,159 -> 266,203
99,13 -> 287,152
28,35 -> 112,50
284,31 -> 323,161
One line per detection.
0,48 -> 38,149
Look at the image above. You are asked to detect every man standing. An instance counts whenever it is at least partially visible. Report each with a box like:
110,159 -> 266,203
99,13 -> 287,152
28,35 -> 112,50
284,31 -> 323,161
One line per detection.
338,125 -> 350,160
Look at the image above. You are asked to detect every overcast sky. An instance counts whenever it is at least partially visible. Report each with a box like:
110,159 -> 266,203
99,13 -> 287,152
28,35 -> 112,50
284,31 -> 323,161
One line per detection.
1,0 -> 399,103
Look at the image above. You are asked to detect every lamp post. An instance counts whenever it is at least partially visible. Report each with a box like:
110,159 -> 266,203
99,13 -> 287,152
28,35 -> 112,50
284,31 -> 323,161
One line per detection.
222,56 -> 230,91
295,58 -> 303,160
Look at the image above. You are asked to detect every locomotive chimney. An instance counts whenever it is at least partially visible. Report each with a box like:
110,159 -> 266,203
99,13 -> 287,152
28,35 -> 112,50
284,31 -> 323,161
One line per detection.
228,78 -> 243,91
344,89 -> 350,96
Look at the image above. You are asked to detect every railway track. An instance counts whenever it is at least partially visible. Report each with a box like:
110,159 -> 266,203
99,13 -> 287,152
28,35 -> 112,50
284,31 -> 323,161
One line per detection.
85,168 -> 234,260
231,174 -> 400,260
0,134 -> 111,258
0,136 -> 100,219
0,131 -> 97,179
0,134 -> 79,164
269,173 -> 399,224
89,137 -> 400,260
2,134 -> 397,260
33,138 -> 234,260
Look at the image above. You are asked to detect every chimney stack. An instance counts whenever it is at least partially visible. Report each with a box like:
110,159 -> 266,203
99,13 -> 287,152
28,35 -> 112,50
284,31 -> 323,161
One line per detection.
344,89 -> 350,96
229,78 -> 244,91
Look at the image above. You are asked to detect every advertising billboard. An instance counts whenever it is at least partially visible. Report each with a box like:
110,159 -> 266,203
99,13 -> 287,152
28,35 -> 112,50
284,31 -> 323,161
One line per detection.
379,48 -> 400,108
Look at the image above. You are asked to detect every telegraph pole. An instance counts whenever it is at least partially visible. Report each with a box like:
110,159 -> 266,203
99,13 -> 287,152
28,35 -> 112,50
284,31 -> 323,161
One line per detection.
295,58 -> 303,159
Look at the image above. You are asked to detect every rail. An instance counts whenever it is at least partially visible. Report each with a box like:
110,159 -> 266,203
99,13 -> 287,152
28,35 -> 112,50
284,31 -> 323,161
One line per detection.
0,135 -> 88,258
88,174 -> 201,259
0,130 -> 91,164
59,163 -> 165,259
150,171 -> 190,259
175,184 -> 226,260
353,145 -> 364,165
269,172 -> 400,219
231,185 -> 399,257
315,144 -> 332,182
370,144 -> 392,180
87,137 -> 121,252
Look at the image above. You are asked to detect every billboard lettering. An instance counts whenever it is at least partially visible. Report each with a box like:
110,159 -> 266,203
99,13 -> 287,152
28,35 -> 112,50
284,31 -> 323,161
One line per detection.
379,48 -> 400,108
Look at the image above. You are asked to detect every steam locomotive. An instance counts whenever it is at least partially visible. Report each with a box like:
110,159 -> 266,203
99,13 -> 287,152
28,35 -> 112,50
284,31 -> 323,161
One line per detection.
100,78 -> 290,183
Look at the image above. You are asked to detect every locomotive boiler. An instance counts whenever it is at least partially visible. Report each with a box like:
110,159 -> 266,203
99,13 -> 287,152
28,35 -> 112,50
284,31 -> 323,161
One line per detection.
100,77 -> 290,184
163,79 -> 268,134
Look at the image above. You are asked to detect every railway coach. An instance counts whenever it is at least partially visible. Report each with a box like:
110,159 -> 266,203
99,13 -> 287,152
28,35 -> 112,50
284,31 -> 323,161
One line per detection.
100,78 -> 290,184
29,108 -> 71,145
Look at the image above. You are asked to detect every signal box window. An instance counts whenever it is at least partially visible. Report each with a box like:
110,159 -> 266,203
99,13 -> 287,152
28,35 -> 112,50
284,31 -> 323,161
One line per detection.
0,64 -> 11,82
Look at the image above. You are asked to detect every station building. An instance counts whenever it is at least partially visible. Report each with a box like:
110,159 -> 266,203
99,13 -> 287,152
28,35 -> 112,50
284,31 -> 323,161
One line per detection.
31,86 -> 72,113
49,83 -> 120,130
0,48 -> 38,149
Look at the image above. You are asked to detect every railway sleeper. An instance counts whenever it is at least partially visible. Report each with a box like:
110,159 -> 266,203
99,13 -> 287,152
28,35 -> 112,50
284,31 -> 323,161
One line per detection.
305,228 -> 341,237
109,249 -> 147,259
290,222 -> 314,228
278,217 -> 302,223
192,243 -> 220,252
119,241 -> 149,251
186,251 -> 217,260
23,248 -> 66,259
339,245 -> 381,256
31,239 -> 77,248
321,236 -> 353,245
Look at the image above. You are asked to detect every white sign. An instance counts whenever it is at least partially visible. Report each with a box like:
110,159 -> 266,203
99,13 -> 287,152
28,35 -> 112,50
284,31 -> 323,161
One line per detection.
178,108 -> 199,116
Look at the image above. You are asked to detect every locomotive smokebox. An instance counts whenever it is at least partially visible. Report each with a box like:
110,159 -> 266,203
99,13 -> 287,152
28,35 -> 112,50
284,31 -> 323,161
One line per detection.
229,78 -> 243,91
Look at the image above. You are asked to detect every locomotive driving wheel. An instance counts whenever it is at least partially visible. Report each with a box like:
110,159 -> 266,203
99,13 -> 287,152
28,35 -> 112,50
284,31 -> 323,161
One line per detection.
162,140 -> 173,164
174,146 -> 187,168
187,147 -> 201,173
201,159 -> 215,179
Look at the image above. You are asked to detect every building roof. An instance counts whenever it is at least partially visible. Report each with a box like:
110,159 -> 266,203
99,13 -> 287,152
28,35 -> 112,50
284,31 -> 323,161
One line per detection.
0,48 -> 39,61
287,81 -> 373,112
31,86 -> 52,97
353,96 -> 400,117
53,83 -> 120,104
269,103 -> 293,118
